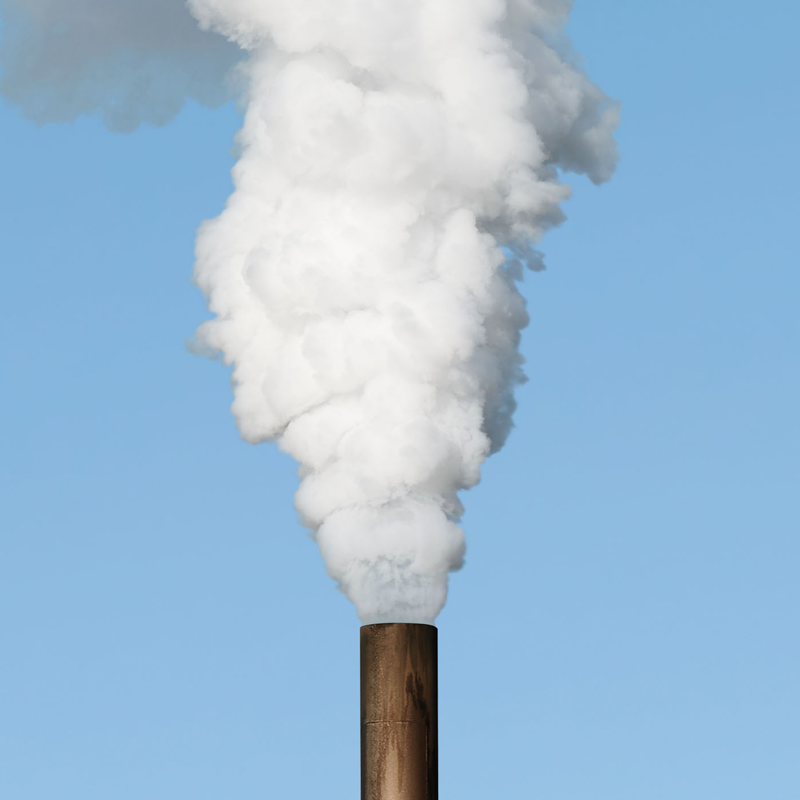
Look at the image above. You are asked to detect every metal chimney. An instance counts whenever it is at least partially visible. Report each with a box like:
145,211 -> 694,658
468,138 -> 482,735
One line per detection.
360,623 -> 438,800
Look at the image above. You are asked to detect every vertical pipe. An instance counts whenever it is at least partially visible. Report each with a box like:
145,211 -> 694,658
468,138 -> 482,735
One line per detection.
360,623 -> 438,800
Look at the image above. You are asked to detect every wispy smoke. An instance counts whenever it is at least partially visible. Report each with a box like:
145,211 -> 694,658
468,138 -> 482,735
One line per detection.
1,0 -> 618,623
0,0 -> 240,130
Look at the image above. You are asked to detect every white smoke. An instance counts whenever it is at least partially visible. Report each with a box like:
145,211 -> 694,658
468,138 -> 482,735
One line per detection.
1,0 -> 617,623
0,0 -> 240,130
187,0 -> 618,623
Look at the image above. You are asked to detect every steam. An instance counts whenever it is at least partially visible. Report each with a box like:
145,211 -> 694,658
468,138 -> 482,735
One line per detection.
1,0 -> 617,623
188,0 -> 618,623
0,0 -> 240,130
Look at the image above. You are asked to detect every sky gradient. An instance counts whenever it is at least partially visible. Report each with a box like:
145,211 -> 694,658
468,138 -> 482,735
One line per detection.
1,1 -> 798,798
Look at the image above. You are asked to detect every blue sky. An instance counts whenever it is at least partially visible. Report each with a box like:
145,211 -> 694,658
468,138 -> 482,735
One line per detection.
1,1 -> 798,798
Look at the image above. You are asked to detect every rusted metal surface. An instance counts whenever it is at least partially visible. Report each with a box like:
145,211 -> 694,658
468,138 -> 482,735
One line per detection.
361,623 -> 438,800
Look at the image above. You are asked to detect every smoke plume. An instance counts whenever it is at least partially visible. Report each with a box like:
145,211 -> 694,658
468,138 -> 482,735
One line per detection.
1,0 -> 618,623
0,0 -> 240,130
189,0 -> 618,623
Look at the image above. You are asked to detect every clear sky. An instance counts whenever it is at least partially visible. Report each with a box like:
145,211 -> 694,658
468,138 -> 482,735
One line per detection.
1,1 -> 798,798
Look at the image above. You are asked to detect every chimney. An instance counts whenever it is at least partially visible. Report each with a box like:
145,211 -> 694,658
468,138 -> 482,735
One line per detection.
360,623 -> 438,800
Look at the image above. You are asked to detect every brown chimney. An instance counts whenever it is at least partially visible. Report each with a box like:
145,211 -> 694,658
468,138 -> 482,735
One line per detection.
360,623 -> 438,800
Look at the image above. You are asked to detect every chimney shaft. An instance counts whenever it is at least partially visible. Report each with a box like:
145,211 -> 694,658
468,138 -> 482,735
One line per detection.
360,623 -> 438,800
